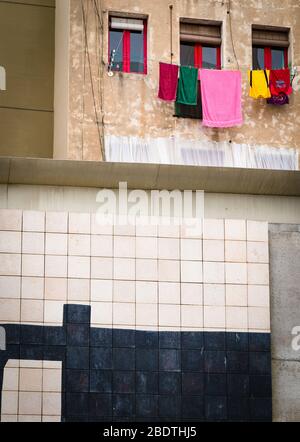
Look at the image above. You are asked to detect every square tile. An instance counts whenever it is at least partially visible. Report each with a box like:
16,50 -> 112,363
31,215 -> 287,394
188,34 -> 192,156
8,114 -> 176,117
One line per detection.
19,368 -> 43,392
91,235 -> 113,257
114,258 -> 135,280
159,282 -> 180,304
91,214 -> 113,235
21,299 -> 44,323
114,224 -> 135,236
91,257 -> 113,279
181,283 -> 202,305
136,258 -> 157,281
114,236 -> 135,258
136,237 -> 157,259
45,277 -> 67,300
22,276 -> 44,300
45,255 -> 67,278
158,224 -> 180,238
225,240 -> 246,263
0,299 -> 20,322
248,263 -> 269,285
203,219 -> 224,240
23,211 -> 45,232
67,256 -> 90,279
90,279 -> 112,302
225,220 -> 246,240
181,261 -> 203,283
226,285 -> 247,306
204,306 -> 225,328
181,305 -> 203,328
69,213 -> 91,234
247,241 -> 269,263
19,391 -> 42,415
203,284 -> 225,306
136,224 -> 157,237
22,232 -> 44,255
44,300 -> 64,324
2,367 -> 19,391
113,303 -> 135,326
158,260 -> 180,282
68,234 -> 90,256
225,263 -> 247,284
0,231 -> 21,253
113,280 -> 135,303
247,221 -> 268,242
0,254 -> 21,276
1,391 -> 18,414
43,392 -> 61,416
68,279 -> 90,302
203,240 -> 224,262
136,281 -> 158,304
45,233 -> 67,255
22,255 -> 44,277
0,276 -> 20,298
181,219 -> 202,239
158,238 -> 180,260
226,306 -> 248,330
136,303 -> 158,327
248,285 -> 270,307
203,262 -> 224,284
43,368 -> 62,392
181,239 -> 202,261
46,211 -> 68,233
91,302 -> 112,325
0,209 -> 22,231
159,304 -> 180,327
248,307 -> 270,331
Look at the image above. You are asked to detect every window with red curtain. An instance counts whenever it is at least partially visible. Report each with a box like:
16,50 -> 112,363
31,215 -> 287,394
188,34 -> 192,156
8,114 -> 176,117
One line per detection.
252,46 -> 288,70
109,17 -> 147,74
180,42 -> 221,70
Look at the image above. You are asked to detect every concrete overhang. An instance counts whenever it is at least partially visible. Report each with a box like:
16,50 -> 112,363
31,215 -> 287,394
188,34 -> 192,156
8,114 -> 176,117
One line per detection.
0,157 -> 300,196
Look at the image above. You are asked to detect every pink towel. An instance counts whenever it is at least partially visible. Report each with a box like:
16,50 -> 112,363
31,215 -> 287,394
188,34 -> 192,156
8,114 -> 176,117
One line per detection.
158,62 -> 179,101
200,69 -> 243,128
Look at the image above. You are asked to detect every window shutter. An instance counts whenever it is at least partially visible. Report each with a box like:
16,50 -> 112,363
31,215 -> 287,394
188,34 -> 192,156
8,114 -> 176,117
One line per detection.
180,21 -> 221,46
252,26 -> 289,48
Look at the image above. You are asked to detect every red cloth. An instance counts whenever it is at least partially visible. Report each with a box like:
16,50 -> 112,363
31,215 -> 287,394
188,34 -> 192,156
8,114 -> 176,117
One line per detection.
158,62 -> 179,101
269,69 -> 292,96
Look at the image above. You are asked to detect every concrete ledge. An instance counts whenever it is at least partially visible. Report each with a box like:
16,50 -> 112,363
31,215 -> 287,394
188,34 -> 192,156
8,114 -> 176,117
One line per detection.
0,156 -> 300,195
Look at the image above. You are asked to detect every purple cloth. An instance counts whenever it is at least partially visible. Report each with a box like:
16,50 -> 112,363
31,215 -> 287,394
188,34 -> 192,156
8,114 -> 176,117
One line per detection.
158,62 -> 179,101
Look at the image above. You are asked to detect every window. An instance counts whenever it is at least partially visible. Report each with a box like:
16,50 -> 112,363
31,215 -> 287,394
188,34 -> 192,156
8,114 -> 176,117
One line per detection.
176,20 -> 221,119
180,20 -> 222,69
252,26 -> 289,70
109,16 -> 147,74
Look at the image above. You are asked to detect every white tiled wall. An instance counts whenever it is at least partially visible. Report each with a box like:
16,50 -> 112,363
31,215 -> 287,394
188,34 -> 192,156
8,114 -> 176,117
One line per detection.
0,210 -> 271,420
0,210 -> 270,333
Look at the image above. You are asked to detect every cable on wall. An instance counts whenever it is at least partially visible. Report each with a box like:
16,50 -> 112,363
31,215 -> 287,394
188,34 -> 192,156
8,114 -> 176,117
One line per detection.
228,0 -> 240,70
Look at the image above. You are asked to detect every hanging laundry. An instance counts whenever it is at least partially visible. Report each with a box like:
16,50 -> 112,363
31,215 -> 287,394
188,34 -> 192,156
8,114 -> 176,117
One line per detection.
200,69 -> 243,128
248,70 -> 271,99
267,93 -> 289,106
269,68 -> 292,96
175,81 -> 203,119
176,66 -> 198,106
158,62 -> 179,101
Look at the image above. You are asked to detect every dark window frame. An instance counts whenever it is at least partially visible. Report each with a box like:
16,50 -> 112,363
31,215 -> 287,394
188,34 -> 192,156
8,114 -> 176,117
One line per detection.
108,17 -> 147,75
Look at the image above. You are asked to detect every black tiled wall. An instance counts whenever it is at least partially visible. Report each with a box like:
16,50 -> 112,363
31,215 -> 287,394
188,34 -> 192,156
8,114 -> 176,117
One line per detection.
0,305 -> 272,422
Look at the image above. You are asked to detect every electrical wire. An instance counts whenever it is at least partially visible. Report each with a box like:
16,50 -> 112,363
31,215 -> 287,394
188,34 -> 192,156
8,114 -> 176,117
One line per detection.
228,0 -> 240,70
81,0 -> 106,161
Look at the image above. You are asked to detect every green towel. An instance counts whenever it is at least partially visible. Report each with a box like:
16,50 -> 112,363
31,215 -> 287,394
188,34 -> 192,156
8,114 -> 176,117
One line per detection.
176,66 -> 198,106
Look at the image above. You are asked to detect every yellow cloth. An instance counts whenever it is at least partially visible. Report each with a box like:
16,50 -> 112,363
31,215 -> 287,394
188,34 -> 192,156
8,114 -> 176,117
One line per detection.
248,70 -> 271,99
